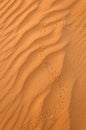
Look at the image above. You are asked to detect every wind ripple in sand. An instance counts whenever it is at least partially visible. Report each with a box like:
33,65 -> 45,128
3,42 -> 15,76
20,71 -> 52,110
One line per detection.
0,0 -> 79,130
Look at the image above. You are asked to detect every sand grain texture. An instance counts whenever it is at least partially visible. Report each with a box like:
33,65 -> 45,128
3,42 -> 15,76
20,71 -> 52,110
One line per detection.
0,0 -> 86,130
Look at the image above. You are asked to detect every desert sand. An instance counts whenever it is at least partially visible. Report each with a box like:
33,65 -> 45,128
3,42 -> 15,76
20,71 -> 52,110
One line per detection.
0,0 -> 86,130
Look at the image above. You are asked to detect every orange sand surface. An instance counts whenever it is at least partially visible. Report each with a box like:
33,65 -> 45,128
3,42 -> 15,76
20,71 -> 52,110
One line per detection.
0,0 -> 86,130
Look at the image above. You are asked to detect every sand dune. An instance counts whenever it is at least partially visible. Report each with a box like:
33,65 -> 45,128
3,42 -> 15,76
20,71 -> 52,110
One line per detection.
0,0 -> 86,130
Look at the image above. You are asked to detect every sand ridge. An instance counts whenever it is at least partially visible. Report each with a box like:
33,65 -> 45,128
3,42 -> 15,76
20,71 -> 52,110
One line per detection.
0,0 -> 86,130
